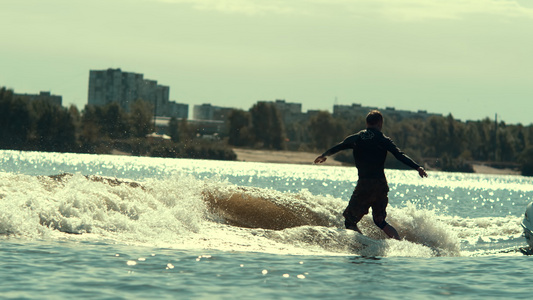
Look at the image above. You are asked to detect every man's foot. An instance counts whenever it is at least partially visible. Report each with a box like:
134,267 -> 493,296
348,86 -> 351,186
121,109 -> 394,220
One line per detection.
346,225 -> 362,234
382,224 -> 400,240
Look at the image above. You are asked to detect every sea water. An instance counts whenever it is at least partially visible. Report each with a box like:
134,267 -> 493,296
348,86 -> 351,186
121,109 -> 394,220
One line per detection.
1,150 -> 532,299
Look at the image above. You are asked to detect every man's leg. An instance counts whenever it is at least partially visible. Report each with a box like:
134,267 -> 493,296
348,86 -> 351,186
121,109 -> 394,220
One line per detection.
372,180 -> 400,240
343,185 -> 369,234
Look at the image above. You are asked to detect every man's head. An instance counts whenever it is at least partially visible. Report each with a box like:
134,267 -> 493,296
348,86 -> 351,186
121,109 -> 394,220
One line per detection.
366,110 -> 383,130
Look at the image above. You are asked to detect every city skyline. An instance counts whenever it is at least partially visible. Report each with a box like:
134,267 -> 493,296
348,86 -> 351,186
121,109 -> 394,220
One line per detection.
2,0 -> 532,125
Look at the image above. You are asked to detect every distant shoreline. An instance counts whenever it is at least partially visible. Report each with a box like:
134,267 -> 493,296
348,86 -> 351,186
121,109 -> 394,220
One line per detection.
232,148 -> 521,176
232,148 -> 343,167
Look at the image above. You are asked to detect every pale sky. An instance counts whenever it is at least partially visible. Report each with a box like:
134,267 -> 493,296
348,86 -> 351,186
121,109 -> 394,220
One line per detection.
1,0 -> 532,124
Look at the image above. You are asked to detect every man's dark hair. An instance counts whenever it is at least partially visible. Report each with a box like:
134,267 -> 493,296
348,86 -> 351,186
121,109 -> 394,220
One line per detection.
366,110 -> 383,126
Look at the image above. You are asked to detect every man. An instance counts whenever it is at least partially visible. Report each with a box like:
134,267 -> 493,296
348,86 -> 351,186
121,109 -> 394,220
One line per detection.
314,110 -> 427,240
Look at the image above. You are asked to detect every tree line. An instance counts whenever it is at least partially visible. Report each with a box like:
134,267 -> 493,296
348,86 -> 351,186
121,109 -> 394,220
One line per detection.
2,86 -> 532,175
0,87 -> 236,160
227,103 -> 533,176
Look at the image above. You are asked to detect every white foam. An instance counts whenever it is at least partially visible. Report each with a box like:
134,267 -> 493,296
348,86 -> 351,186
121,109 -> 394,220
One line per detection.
1,170 -> 526,257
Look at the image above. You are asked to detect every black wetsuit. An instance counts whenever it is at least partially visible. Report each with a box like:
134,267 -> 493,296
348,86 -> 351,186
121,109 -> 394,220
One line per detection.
322,128 -> 422,230
321,128 -> 421,179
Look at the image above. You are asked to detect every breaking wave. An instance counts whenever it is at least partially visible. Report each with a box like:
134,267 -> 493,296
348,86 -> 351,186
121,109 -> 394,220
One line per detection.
0,172 -> 522,257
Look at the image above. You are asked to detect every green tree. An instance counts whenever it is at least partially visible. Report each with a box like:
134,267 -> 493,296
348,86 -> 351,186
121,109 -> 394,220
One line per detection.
445,114 -> 466,158
285,121 -> 310,150
80,104 -> 103,147
178,118 -> 195,143
384,118 -> 423,150
467,118 -> 494,161
495,123 -> 516,162
463,121 -> 482,160
0,90 -> 32,149
31,100 -> 76,152
129,99 -> 154,138
249,102 -> 286,150
518,146 -> 533,176
228,109 -> 252,147
68,105 -> 81,143
101,102 -> 129,139
424,114 -> 464,158
308,111 -> 344,150
526,126 -> 533,147
515,126 -> 526,156
168,117 -> 180,142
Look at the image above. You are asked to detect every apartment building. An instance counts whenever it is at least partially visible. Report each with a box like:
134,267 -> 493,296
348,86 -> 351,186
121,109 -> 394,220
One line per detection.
15,91 -> 62,106
333,103 -> 440,120
88,68 -> 187,118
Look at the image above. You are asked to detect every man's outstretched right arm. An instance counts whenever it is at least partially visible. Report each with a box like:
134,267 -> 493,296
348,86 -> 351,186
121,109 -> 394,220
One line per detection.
417,167 -> 428,178
314,155 -> 327,164
314,135 -> 356,164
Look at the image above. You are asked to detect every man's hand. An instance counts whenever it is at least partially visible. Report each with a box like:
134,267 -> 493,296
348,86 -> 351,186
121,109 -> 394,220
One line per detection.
417,167 -> 428,178
314,155 -> 327,164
